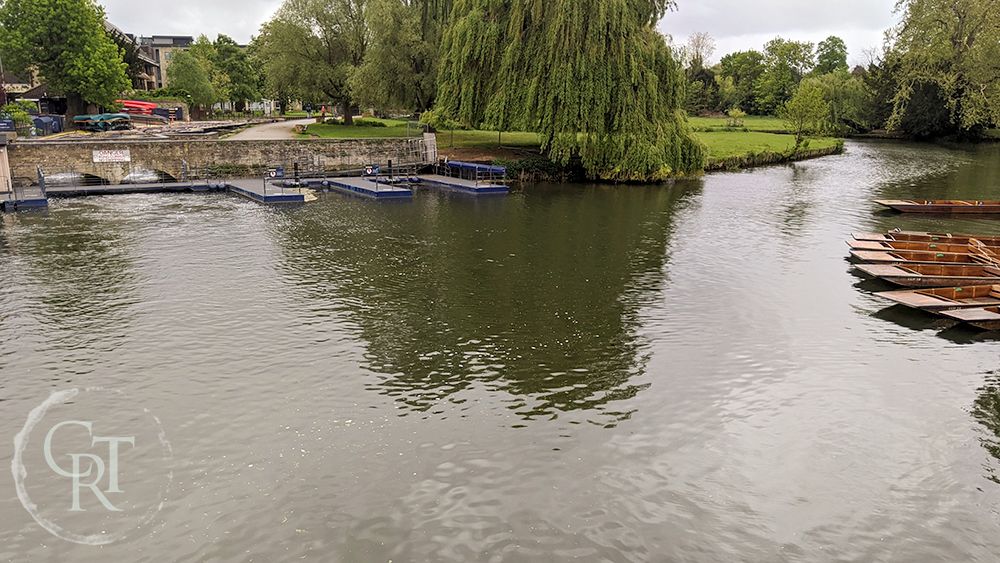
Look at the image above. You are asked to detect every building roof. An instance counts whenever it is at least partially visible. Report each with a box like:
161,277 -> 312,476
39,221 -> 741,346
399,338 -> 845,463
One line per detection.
141,36 -> 195,48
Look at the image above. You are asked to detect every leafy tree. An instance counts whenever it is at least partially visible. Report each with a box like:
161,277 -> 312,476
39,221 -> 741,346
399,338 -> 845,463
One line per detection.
255,0 -> 369,124
756,38 -> 815,115
889,0 -> 1000,137
213,35 -> 260,111
814,36 -> 849,75
780,78 -> 829,149
718,50 -> 765,113
0,0 -> 130,117
351,0 -> 438,112
680,32 -> 719,114
435,0 -> 705,181
812,71 -> 871,133
167,50 -> 215,110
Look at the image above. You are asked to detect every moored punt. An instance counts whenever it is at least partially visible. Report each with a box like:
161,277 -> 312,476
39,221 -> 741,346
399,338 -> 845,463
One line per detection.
848,239 -> 993,254
874,200 -> 1000,214
874,285 -> 1000,311
854,263 -> 1000,287
850,249 -> 984,266
853,231 -> 1000,244
940,306 -> 1000,330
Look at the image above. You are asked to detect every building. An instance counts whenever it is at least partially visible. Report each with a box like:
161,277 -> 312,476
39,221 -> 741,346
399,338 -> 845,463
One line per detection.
104,22 -> 160,91
140,36 -> 195,88
0,71 -> 38,97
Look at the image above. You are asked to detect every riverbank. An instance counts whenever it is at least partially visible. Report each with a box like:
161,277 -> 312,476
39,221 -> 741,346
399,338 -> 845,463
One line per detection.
301,118 -> 845,181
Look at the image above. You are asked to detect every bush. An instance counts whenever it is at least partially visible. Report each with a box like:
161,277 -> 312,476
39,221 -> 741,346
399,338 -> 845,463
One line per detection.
322,117 -> 388,127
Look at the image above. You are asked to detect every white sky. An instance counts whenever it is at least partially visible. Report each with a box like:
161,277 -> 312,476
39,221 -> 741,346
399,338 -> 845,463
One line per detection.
100,0 -> 901,66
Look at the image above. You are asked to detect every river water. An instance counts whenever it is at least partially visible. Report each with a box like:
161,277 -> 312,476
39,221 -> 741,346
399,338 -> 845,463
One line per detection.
1,140 -> 999,561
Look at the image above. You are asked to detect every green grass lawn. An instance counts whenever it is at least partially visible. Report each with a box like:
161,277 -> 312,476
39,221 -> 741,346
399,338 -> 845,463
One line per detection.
695,131 -> 840,160
688,115 -> 789,132
436,129 -> 543,149
300,117 -> 839,167
301,118 -> 424,139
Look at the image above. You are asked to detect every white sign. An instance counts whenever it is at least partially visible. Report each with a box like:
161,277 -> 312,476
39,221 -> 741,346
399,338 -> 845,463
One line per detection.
92,149 -> 131,164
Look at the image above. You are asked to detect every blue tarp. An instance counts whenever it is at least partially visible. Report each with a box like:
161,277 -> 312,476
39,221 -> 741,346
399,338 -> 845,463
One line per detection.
446,160 -> 506,175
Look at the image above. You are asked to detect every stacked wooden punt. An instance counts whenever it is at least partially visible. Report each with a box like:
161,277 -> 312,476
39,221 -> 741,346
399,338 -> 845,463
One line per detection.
851,230 -> 1000,331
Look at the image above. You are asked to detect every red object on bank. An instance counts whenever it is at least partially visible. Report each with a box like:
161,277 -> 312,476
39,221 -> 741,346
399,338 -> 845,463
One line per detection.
116,99 -> 158,115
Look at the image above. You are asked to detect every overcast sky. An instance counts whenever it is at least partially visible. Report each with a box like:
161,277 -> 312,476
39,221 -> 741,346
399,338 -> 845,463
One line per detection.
101,0 -> 899,66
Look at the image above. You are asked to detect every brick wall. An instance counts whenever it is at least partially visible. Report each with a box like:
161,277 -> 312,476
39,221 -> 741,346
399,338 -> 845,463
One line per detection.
8,138 -> 425,185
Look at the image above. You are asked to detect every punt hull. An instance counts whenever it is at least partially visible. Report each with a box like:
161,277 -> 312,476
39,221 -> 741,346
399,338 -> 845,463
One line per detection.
874,286 -> 1000,311
850,250 -> 979,266
854,264 -> 1000,288
875,200 -> 1000,214
853,231 -> 1000,244
941,308 -> 1000,330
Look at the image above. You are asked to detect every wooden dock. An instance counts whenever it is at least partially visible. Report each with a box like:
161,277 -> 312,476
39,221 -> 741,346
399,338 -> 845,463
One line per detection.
417,174 -> 509,195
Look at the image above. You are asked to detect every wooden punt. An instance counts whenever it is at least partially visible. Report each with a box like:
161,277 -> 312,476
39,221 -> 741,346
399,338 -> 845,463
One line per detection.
853,231 -> 1000,244
850,249 -> 985,266
875,200 -> 1000,214
848,239 -> 992,254
854,263 -> 1000,287
941,306 -> 1000,330
874,285 -> 1000,311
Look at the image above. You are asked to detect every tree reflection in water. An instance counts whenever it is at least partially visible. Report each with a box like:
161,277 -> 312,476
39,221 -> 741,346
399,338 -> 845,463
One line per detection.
276,183 -> 701,426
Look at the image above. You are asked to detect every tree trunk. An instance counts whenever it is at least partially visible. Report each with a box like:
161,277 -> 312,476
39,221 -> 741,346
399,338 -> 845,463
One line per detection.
65,94 -> 88,129
342,100 -> 353,125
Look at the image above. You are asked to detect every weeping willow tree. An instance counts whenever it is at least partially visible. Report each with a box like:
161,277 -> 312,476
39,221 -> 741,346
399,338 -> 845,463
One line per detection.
434,0 -> 705,181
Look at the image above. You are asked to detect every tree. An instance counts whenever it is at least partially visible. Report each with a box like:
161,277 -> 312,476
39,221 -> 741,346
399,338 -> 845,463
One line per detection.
681,32 -> 719,114
435,0 -> 705,181
255,0 -> 369,124
889,0 -> 1000,137
213,35 -> 260,111
756,38 -> 815,115
167,50 -> 215,111
812,71 -> 871,133
780,78 -> 829,149
350,0 -> 438,112
814,36 -> 848,75
683,32 -> 716,70
0,0 -> 130,117
718,50 -> 765,113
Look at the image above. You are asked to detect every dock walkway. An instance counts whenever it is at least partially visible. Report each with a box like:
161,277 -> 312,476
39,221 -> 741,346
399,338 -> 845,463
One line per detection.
417,174 -> 509,195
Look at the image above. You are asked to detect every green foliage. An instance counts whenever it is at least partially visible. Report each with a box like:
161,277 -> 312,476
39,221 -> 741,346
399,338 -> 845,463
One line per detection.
167,50 -> 215,108
0,0 -> 130,108
718,50 -> 765,114
419,107 -> 463,131
434,0 -> 704,181
726,107 -> 747,128
1,101 -> 35,126
324,117 -> 388,127
814,36 -> 848,75
350,0 -> 439,112
811,71 -> 872,134
756,38 -> 815,115
889,0 -> 1000,137
255,0 -> 369,122
780,78 -> 829,149
213,35 -> 260,109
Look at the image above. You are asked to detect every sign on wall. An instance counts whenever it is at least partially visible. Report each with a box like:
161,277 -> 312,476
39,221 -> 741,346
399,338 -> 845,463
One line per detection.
92,149 -> 131,163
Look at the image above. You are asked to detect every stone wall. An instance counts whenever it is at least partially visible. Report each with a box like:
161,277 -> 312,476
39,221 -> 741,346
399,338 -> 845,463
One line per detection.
7,138 -> 427,185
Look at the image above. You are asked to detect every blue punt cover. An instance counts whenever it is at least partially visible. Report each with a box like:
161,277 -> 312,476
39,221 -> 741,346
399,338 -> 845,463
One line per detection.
446,160 -> 506,175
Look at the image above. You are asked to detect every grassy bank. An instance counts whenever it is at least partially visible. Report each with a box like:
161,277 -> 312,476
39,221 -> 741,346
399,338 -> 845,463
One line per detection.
688,116 -> 789,133
300,118 -> 843,175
